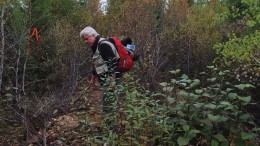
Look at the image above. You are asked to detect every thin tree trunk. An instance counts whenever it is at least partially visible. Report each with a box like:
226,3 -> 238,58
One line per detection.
0,2 -> 6,91
22,0 -> 32,95
16,44 -> 21,101
22,58 -> 27,95
187,33 -> 191,75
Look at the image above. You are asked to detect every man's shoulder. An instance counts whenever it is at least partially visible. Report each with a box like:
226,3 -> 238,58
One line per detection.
99,38 -> 114,49
99,38 -> 111,44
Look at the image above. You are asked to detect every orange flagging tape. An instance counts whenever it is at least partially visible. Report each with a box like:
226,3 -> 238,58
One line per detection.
26,27 -> 39,55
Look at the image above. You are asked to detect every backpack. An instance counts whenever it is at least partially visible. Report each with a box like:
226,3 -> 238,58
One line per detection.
100,37 -> 133,73
121,36 -> 140,61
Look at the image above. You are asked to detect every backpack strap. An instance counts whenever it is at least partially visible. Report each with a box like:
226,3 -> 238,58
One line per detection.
97,38 -> 120,59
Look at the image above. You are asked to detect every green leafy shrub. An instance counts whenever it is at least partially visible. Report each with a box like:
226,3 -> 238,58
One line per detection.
95,68 -> 259,145
214,0 -> 260,88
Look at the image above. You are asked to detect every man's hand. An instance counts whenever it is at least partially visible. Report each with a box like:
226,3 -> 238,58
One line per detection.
109,74 -> 117,90
89,75 -> 96,87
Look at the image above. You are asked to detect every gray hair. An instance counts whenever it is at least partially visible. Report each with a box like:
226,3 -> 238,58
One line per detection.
80,26 -> 99,38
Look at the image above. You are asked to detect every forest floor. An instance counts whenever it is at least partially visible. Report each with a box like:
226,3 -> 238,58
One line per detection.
0,84 -> 260,145
0,86 -> 107,145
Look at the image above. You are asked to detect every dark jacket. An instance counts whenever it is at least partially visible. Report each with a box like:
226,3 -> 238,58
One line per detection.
91,35 -> 119,77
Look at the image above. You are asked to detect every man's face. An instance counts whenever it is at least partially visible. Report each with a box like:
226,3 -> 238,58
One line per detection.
83,34 -> 96,47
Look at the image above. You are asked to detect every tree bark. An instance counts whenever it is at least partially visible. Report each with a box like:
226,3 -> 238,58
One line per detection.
0,2 -> 6,91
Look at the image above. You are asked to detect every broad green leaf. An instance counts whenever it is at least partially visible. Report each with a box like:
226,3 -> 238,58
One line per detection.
220,91 -> 227,95
214,133 -> 227,142
208,114 -> 220,122
204,103 -> 217,109
245,84 -> 255,88
239,114 -> 251,121
163,86 -> 174,92
246,20 -> 256,27
228,93 -> 237,100
202,93 -> 211,97
211,139 -> 219,146
193,103 -> 204,108
241,132 -> 255,140
207,66 -> 215,69
226,88 -> 233,92
178,90 -> 189,97
189,93 -> 200,99
183,125 -> 190,132
189,79 -> 200,88
235,84 -> 255,90
170,69 -> 181,74
252,127 -> 260,132
181,74 -> 189,79
224,105 -> 237,111
220,101 -> 231,106
187,132 -> 196,140
219,116 -> 228,122
218,71 -> 225,76
238,96 -> 251,104
225,82 -> 231,85
167,97 -> 175,104
179,82 -> 187,87
199,72 -> 207,75
208,114 -> 227,122
171,79 -> 177,84
189,129 -> 200,134
180,78 -> 192,83
235,84 -> 246,90
195,89 -> 203,94
210,77 -> 217,82
159,82 -> 168,87
177,136 -> 189,146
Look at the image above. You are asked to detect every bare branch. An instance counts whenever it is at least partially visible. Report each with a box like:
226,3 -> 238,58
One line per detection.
253,56 -> 260,64
0,2 -> 6,91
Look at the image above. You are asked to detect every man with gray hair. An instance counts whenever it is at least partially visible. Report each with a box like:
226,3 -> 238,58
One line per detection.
80,26 -> 121,87
80,26 -> 122,132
